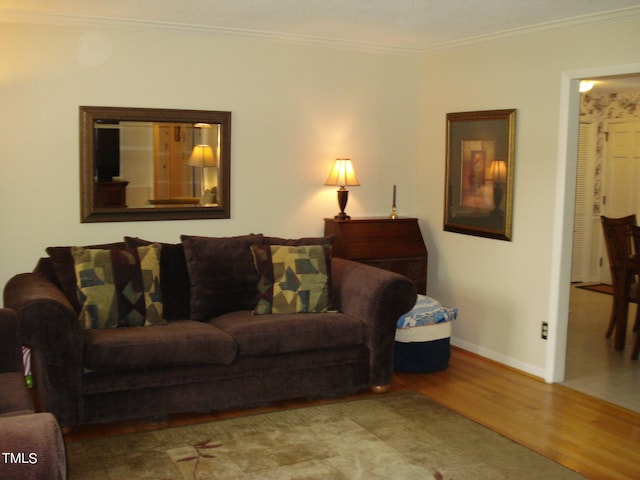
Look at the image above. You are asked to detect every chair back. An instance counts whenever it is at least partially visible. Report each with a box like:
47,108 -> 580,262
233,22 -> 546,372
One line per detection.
601,215 -> 637,284
629,224 -> 640,264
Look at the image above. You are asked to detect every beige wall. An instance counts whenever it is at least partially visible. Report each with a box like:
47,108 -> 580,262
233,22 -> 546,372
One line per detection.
3,14 -> 640,382
418,17 -> 640,379
0,23 -> 419,290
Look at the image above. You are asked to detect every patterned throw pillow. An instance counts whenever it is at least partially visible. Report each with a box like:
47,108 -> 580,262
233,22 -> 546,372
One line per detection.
46,242 -> 126,313
250,244 -> 332,314
72,244 -> 164,329
124,237 -> 190,320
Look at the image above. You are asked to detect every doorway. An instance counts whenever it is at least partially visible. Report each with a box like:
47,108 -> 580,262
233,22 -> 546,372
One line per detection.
571,77 -> 640,286
572,116 -> 640,286
547,64 -> 640,385
556,72 -> 640,410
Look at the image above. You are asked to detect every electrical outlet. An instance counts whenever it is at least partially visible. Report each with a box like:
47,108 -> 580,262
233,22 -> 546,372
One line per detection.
541,322 -> 549,340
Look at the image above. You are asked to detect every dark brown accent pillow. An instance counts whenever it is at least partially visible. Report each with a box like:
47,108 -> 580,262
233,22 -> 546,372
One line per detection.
124,237 -> 191,320
46,242 -> 125,313
181,234 -> 264,321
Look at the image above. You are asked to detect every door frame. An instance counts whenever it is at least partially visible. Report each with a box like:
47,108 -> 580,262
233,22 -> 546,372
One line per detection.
547,63 -> 640,383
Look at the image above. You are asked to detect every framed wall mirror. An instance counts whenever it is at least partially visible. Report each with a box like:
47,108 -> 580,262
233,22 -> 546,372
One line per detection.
80,106 -> 231,222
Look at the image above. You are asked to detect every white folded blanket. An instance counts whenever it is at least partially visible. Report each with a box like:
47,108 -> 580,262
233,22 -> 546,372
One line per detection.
396,295 -> 457,329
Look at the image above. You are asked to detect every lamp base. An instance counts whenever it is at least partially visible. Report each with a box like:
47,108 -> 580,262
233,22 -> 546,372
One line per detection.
493,183 -> 504,212
334,188 -> 351,220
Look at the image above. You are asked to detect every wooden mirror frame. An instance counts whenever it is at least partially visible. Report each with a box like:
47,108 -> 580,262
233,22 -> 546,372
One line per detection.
80,106 -> 231,223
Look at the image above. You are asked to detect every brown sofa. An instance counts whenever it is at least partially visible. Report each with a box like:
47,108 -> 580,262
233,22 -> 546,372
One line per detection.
3,234 -> 416,429
0,308 -> 66,480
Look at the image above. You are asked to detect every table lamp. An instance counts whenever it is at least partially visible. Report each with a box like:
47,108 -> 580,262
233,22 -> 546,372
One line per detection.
324,158 -> 360,220
187,144 -> 217,201
490,159 -> 507,216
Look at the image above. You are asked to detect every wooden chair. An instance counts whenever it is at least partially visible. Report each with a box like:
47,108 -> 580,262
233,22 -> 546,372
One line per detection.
626,224 -> 640,359
600,215 -> 637,349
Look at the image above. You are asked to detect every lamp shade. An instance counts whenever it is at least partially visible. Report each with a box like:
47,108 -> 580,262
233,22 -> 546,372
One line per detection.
490,159 -> 507,184
324,158 -> 360,187
187,145 -> 217,168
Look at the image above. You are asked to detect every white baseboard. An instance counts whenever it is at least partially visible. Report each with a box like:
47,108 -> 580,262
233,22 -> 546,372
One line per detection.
451,337 -> 546,381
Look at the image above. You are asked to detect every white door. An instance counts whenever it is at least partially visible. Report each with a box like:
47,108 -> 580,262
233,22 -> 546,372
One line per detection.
571,121 -> 598,283
601,120 -> 640,283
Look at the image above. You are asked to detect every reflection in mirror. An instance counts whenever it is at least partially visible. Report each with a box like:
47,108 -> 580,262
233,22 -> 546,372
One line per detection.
80,106 -> 231,222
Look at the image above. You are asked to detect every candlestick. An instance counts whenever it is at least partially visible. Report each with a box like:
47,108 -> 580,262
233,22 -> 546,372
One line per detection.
390,184 -> 398,219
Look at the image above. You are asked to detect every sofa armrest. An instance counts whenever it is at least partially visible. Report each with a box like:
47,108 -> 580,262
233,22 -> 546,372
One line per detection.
331,258 -> 417,388
0,308 -> 22,373
0,412 -> 67,480
3,273 -> 82,427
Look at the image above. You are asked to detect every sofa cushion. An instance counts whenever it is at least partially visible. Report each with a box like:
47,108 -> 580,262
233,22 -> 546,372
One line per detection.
250,244 -> 333,314
181,234 -> 263,321
210,310 -> 365,357
82,320 -> 237,370
125,237 -> 190,320
72,244 -> 164,329
46,242 -> 125,313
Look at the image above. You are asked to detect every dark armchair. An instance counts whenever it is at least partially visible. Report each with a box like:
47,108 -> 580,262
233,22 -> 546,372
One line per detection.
0,308 -> 67,480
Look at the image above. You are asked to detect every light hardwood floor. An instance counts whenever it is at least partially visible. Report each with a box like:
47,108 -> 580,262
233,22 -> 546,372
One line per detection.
397,348 -> 640,480
64,347 -> 640,480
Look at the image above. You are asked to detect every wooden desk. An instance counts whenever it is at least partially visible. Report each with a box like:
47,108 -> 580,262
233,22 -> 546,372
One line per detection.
324,217 -> 428,294
95,181 -> 128,208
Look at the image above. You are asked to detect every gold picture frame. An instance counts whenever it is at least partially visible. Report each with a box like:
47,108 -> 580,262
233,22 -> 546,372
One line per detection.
444,109 -> 516,241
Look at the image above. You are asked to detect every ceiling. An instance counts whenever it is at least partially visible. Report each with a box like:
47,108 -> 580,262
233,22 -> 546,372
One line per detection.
2,0 -> 640,89
2,0 -> 640,52
589,74 -> 640,92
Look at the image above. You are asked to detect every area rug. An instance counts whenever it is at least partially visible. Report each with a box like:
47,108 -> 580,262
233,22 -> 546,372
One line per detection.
65,392 -> 585,479
576,283 -> 614,295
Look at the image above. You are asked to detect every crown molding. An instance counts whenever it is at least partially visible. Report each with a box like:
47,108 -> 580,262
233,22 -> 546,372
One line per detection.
419,6 -> 640,56
0,8 -> 419,56
2,6 -> 639,57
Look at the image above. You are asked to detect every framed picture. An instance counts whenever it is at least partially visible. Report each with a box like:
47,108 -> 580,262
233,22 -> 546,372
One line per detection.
444,109 -> 516,241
